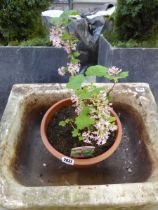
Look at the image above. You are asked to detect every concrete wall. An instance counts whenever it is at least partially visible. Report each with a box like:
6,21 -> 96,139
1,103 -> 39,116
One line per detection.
53,0 -> 116,11
98,36 -> 158,102
0,46 -> 68,118
1,36 -> 158,118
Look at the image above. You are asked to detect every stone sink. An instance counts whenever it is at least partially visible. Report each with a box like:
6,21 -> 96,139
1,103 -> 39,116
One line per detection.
0,83 -> 158,210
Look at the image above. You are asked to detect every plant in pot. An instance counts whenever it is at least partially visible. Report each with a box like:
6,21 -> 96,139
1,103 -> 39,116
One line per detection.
40,11 -> 128,167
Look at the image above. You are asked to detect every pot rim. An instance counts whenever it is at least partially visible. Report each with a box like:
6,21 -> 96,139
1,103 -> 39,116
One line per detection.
40,98 -> 122,166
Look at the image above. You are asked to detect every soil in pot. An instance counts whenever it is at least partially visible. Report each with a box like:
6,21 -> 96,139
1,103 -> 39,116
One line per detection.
46,105 -> 116,158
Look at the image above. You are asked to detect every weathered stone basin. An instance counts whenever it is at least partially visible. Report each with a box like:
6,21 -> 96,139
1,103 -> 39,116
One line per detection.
12,102 -> 151,186
1,83 -> 158,210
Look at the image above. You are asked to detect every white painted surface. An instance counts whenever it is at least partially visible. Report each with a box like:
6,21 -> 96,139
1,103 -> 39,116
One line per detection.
87,6 -> 115,19
42,10 -> 63,17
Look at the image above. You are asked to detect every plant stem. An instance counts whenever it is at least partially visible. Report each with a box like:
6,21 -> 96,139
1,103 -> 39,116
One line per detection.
107,81 -> 116,96
70,121 -> 75,129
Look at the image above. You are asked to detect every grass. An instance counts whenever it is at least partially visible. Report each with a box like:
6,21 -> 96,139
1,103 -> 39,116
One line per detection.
104,21 -> 158,48
8,37 -> 51,46
7,37 -> 52,46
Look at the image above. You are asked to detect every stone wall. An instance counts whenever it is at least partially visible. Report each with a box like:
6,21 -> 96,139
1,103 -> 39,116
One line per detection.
98,36 -> 158,103
0,46 -> 68,118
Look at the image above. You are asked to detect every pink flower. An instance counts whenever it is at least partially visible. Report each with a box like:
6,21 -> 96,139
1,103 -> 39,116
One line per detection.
108,66 -> 122,76
82,132 -> 88,137
84,139 -> 92,144
63,42 -> 72,54
71,94 -> 79,105
110,125 -> 118,132
50,28 -> 63,48
72,43 -> 77,51
64,45 -> 71,54
99,91 -> 107,99
58,67 -> 65,76
75,107 -> 81,115
92,131 -> 97,135
82,132 -> 91,144
67,63 -> 80,76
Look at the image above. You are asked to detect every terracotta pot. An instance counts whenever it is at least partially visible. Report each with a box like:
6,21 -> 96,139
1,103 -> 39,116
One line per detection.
41,98 -> 122,167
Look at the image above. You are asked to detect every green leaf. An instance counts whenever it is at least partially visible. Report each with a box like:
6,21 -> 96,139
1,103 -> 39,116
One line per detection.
59,121 -> 66,127
79,136 -> 84,141
108,116 -> 116,123
65,119 -> 71,123
81,105 -> 91,115
73,52 -> 80,57
75,113 -> 94,130
104,72 -> 115,80
76,86 -> 103,99
104,71 -> 129,81
71,57 -> 80,64
64,10 -> 79,16
59,11 -> 79,27
62,32 -> 71,40
86,65 -> 108,77
51,17 -> 61,26
72,129 -> 79,137
67,74 -> 85,90
115,71 -> 129,79
62,18 -> 70,26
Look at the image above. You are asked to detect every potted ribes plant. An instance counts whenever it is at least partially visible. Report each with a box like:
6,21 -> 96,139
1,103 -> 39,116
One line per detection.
40,11 -> 128,167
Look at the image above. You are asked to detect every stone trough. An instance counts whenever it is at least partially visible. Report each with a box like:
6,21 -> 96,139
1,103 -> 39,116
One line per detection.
0,83 -> 158,210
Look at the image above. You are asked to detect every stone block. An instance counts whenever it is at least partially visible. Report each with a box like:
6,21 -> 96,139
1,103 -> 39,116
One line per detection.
0,83 -> 158,210
97,36 -> 158,103
0,47 -> 68,118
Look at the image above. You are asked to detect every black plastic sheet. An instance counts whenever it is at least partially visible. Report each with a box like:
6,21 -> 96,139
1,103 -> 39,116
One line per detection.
43,3 -> 114,68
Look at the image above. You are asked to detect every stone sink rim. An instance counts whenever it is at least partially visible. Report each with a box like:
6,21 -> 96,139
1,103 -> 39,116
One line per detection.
1,83 -> 158,209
